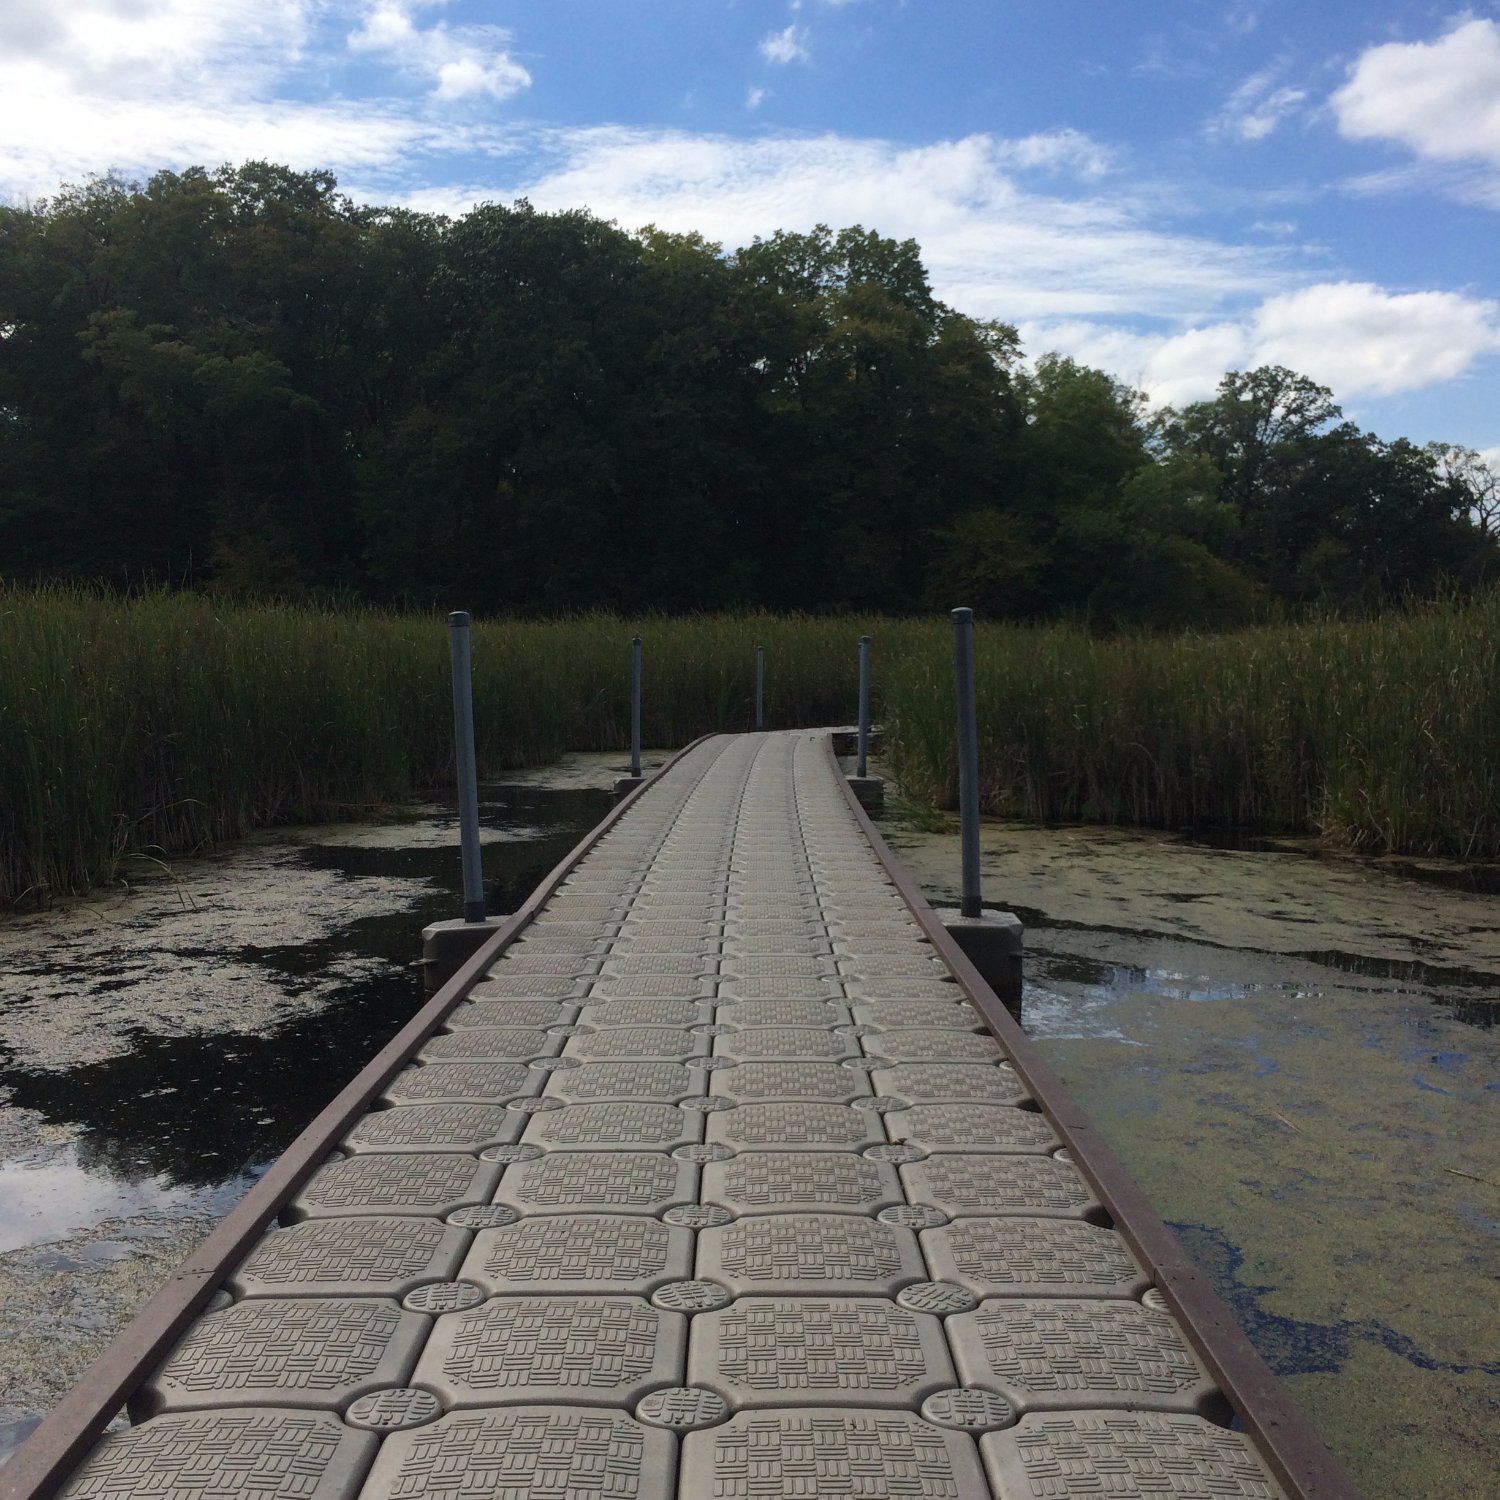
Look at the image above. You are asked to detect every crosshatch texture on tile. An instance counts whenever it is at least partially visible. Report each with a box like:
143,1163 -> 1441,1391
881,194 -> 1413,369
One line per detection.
381,1062 -> 541,1105
229,1217 -> 469,1299
288,1153 -> 503,1220
870,1064 -> 1029,1106
494,1151 -> 697,1216
697,1214 -> 926,1297
922,1218 -> 1150,1299
543,1060 -> 702,1102
522,1101 -> 702,1152
419,1027 -> 564,1062
460,1214 -> 695,1295
710,1060 -> 872,1103
701,1152 -> 903,1217
902,1155 -> 1102,1221
885,1104 -> 1062,1154
706,1101 -> 886,1153
342,1103 -> 523,1155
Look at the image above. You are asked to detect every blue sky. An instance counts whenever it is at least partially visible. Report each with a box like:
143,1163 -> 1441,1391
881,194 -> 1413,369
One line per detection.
2,1 -> 1497,462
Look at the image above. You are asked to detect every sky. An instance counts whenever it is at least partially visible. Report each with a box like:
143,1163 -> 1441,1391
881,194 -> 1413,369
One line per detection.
2,0 -> 1497,462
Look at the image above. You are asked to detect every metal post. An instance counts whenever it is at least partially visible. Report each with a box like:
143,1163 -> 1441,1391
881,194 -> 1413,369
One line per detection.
448,611 -> 486,923
857,635 -> 871,779
630,635 -> 642,779
951,607 -> 982,919
755,646 -> 764,730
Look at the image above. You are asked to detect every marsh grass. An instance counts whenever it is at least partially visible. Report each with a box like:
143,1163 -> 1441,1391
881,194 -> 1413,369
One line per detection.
3,585 -> 1497,905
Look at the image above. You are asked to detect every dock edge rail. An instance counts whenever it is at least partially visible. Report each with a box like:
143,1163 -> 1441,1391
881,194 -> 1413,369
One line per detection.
0,738 -> 713,1500
822,733 -> 1363,1500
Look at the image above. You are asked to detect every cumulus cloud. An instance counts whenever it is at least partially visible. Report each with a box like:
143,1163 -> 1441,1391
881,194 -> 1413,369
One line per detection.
746,87 -> 769,111
347,0 -> 530,102
1333,18 -> 1500,168
760,25 -> 811,65
1214,68 -> 1306,142
1028,281 -> 1500,407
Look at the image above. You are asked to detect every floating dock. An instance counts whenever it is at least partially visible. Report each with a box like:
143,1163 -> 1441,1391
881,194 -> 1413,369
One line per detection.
3,732 -> 1360,1499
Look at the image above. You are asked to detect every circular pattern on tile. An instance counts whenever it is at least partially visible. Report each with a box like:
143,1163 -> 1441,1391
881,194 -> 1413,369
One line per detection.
402,1281 -> 488,1314
674,1143 -> 735,1163
506,1096 -> 563,1114
840,1058 -> 886,1072
446,1205 -> 521,1229
546,1025 -> 591,1037
695,1057 -> 738,1071
679,1096 -> 735,1113
651,1279 -> 733,1312
479,1143 -> 544,1164
663,1204 -> 733,1228
835,1025 -> 880,1038
1142,1287 -> 1170,1313
851,1096 -> 907,1113
896,1281 -> 978,1315
205,1290 -> 233,1312
345,1388 -> 444,1432
692,1024 -> 735,1036
920,1389 -> 1015,1432
528,1057 -> 581,1072
1054,1148 -> 1074,1163
878,1204 -> 949,1229
864,1144 -> 926,1163
635,1388 -> 729,1430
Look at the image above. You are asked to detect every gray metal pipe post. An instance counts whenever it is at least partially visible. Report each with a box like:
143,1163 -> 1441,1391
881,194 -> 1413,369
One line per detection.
952,607 -> 983,919
857,635 -> 871,779
755,646 -> 765,730
448,611 -> 486,923
630,635 -> 642,778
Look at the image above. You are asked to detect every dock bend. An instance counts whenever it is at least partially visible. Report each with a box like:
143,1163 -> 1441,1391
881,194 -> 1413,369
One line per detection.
5,731 -> 1360,1500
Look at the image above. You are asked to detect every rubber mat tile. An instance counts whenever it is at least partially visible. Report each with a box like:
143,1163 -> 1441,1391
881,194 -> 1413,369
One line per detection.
563,1026 -> 711,1061
56,1409 -> 377,1500
921,1219 -> 1150,1300
495,1151 -> 697,1217
413,1296 -> 686,1408
678,1410 -> 987,1499
710,1060 -> 871,1103
576,1001 -> 716,1028
342,1104 -> 522,1154
382,1063 -> 542,1106
288,1153 -> 504,1221
712,1026 -> 856,1060
701,1152 -> 902,1218
688,1298 -> 954,1409
980,1410 -> 1290,1499
418,1028 -> 564,1063
522,1102 -> 702,1153
848,1001 -> 983,1029
865,1030 -> 1007,1063
359,1407 -> 676,1500
135,1298 -> 427,1416
885,1105 -> 1061,1155
705,1102 -> 886,1153
461,1215 -> 694,1295
544,1061 -> 704,1103
697,1214 -> 925,1297
947,1299 -> 1219,1415
442,1000 -> 578,1030
870,1065 -> 1029,1107
901,1156 -> 1102,1222
230,1217 -> 469,1299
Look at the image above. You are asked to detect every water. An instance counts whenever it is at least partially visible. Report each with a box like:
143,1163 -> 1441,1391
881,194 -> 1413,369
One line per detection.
0,753 -> 634,1463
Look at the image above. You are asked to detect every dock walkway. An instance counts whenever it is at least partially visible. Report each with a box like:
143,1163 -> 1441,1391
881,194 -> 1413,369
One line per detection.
13,732 -> 1354,1499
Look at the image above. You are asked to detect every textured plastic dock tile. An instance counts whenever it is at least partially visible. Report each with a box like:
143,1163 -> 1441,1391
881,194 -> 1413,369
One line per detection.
289,1153 -> 503,1221
702,1152 -> 902,1217
360,1407 -> 676,1500
836,957 -> 953,982
443,1000 -> 577,1030
419,1027 -> 561,1062
721,934 -> 832,957
706,1102 -> 886,1153
576,1001 -> 715,1028
698,1214 -> 925,1296
468,974 -> 591,1000
563,1026 -> 709,1061
523,1102 -> 701,1152
690,1298 -> 955,1408
413,1296 -> 686,1408
714,1027 -> 856,1060
865,1030 -> 1006,1063
711,1061 -> 870,1103
849,1001 -> 982,1028
343,1104 -> 521,1154
137,1298 -> 427,1415
461,1214 -> 694,1295
56,1410 -> 378,1500
382,1063 -> 539,1105
718,956 -> 839,983
902,1156 -> 1101,1222
715,1000 -> 853,1027
947,1299 -> 1218,1413
980,1411 -> 1291,1499
718,977 -> 845,1002
923,1219 -> 1149,1300
679,1410 -> 987,1500
885,1105 -> 1061,1154
230,1217 -> 469,1299
488,949 -> 602,974
843,977 -> 964,1001
544,1061 -> 701,1102
600,956 -> 719,980
871,1065 -> 1028,1107
495,1151 -> 697,1216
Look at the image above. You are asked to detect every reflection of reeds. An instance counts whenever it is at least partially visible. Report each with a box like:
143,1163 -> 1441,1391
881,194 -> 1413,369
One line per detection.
3,586 -> 1498,905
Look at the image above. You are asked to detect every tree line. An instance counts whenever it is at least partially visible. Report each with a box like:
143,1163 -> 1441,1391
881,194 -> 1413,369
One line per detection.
1,162 -> 1494,625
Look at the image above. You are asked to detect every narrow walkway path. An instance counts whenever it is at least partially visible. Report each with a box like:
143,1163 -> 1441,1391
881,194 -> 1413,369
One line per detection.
54,733 -> 1294,1498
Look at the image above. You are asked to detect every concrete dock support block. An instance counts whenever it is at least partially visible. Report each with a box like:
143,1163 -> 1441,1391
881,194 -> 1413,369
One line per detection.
845,774 -> 885,811
613,775 -> 647,798
938,908 -> 1023,1015
422,916 -> 505,992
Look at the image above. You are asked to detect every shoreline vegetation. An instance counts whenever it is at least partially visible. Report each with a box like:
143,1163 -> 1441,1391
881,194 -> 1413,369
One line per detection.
4,586 -> 1498,907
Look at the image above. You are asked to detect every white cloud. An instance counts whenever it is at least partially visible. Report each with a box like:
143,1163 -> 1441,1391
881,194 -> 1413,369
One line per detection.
1214,68 -> 1306,142
1028,281 -> 1500,408
1333,19 -> 1500,168
992,128 -> 1113,180
347,0 -> 530,103
746,87 -> 769,111
760,25 -> 811,66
